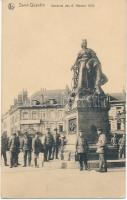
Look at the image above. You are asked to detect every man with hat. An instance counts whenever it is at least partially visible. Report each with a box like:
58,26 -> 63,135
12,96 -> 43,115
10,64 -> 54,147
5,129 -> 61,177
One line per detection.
9,133 -> 20,168
51,129 -> 61,160
119,134 -> 126,159
15,132 -> 21,166
76,131 -> 89,171
96,128 -> 107,172
21,132 -> 32,167
59,134 -> 67,160
44,128 -> 54,161
32,132 -> 44,167
1,132 -> 9,166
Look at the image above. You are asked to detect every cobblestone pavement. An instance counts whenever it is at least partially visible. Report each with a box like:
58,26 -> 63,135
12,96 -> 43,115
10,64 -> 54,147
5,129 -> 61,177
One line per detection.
1,163 -> 125,198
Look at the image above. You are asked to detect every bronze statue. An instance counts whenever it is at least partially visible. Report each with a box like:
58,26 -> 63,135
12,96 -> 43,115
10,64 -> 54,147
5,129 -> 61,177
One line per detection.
71,39 -> 108,97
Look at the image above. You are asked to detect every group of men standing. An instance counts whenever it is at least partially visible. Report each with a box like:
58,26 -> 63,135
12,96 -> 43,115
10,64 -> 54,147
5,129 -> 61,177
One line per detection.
1,128 -> 126,172
76,128 -> 108,172
75,128 -> 126,172
1,128 -> 66,168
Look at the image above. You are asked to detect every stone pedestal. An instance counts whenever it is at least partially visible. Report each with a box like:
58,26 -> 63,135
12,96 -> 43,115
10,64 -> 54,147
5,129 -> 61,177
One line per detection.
65,98 -> 110,144
63,97 -> 110,161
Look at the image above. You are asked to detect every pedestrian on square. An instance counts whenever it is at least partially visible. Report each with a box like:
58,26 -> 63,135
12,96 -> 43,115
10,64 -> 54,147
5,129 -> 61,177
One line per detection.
96,128 -> 107,173
39,133 -> 45,167
111,133 -> 119,147
76,131 -> 89,171
44,128 -> 54,161
32,132 -> 44,167
111,133 -> 119,157
51,130 -> 61,160
1,132 -> 9,166
15,132 -> 21,166
118,134 -> 126,159
21,132 -> 32,167
59,135 -> 67,160
9,133 -> 20,168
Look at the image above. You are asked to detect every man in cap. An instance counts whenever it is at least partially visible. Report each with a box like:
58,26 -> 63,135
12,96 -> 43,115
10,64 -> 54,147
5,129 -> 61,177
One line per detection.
9,133 -> 20,168
111,133 -> 119,147
44,128 -> 54,161
51,129 -> 61,160
76,131 -> 89,171
15,132 -> 21,166
1,132 -> 9,166
32,132 -> 44,167
119,134 -> 126,159
21,132 -> 32,167
59,134 -> 67,160
96,128 -> 107,172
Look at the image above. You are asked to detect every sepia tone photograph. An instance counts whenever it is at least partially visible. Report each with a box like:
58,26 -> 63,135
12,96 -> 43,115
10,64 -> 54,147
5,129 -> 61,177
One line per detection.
1,0 -> 126,198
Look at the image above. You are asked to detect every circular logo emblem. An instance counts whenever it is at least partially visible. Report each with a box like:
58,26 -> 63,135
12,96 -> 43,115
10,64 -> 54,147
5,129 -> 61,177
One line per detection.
8,3 -> 15,10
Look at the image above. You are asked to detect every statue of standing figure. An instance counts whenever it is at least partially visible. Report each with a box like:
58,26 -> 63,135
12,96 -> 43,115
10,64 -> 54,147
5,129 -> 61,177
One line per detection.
71,39 -> 108,97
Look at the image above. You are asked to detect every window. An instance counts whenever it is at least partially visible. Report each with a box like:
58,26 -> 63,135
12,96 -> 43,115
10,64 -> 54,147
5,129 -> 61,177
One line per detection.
32,111 -> 38,119
11,116 -> 15,124
116,107 -> 122,110
58,110 -> 63,119
22,111 -> 29,119
59,125 -> 63,132
15,114 -> 19,122
49,110 -> 55,120
117,122 -> 121,130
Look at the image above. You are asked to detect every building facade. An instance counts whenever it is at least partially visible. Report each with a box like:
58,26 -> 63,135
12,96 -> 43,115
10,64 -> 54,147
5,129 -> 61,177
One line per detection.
2,90 -> 126,137
2,90 -> 67,136
108,93 -> 126,135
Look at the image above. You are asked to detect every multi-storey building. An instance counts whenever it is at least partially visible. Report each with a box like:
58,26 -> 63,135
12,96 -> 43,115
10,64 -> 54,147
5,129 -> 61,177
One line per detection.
2,89 -> 67,136
108,92 -> 126,135
2,89 -> 126,137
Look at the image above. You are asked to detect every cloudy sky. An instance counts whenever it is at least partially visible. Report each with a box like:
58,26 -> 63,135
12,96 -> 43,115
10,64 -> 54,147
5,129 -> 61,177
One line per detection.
2,0 -> 126,113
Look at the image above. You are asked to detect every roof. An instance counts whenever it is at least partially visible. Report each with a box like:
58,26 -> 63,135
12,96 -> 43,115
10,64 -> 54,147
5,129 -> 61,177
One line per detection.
30,89 -> 68,105
109,92 -> 126,102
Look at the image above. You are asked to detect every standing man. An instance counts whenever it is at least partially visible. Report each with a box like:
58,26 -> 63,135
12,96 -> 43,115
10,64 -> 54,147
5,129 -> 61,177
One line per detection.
119,134 -> 126,159
96,128 -> 107,172
15,132 -> 21,166
60,135 -> 67,160
44,128 -> 54,161
76,131 -> 89,171
111,133 -> 119,147
9,133 -> 19,168
32,132 -> 43,167
52,129 -> 61,160
1,132 -> 9,166
21,132 -> 32,167
111,133 -> 119,157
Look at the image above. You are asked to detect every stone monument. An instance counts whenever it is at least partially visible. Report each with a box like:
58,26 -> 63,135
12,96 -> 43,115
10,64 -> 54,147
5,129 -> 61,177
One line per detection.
65,39 -> 110,145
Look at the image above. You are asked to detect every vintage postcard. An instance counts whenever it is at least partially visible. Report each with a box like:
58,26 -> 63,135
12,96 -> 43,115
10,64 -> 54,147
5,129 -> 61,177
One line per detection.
1,0 -> 126,198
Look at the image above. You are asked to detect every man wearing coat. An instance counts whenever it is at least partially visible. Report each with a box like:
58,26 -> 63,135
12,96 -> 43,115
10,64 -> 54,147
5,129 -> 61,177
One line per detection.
1,132 -> 9,166
96,128 -> 107,172
9,133 -> 20,168
76,131 -> 89,171
44,128 -> 54,161
15,133 -> 21,166
32,132 -> 44,167
119,134 -> 126,159
21,132 -> 32,167
51,131 -> 61,160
